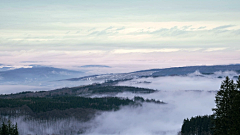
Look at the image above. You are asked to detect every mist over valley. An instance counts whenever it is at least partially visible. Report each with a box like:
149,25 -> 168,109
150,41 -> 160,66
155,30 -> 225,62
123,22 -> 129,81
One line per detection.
0,64 -> 239,135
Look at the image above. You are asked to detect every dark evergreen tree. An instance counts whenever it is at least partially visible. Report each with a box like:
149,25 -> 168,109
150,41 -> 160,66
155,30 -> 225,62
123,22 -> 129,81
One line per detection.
237,75 -> 240,90
7,120 -> 13,134
229,75 -> 240,135
13,123 -> 19,135
212,76 -> 237,135
181,76 -> 240,135
181,115 -> 213,135
0,120 -> 19,135
1,122 -> 8,135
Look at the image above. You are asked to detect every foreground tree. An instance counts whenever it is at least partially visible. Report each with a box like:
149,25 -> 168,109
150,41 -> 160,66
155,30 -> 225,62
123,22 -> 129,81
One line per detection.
212,76 -> 240,135
229,76 -> 240,135
180,76 -> 240,135
181,115 -> 213,135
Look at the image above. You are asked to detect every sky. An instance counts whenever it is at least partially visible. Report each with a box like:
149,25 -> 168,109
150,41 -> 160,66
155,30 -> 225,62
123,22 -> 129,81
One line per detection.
1,2 -> 239,134
1,0 -> 240,71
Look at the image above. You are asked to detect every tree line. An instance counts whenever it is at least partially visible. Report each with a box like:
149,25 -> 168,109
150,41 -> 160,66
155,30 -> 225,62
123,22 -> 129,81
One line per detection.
181,75 -> 240,135
181,115 -> 213,135
0,96 -> 135,113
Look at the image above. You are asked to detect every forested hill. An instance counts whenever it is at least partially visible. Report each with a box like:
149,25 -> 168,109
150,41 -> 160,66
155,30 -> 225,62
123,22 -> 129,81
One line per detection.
0,96 -> 132,120
151,64 -> 240,77
64,64 -> 240,83
0,96 -> 164,120
0,84 -> 156,99
0,84 -> 161,121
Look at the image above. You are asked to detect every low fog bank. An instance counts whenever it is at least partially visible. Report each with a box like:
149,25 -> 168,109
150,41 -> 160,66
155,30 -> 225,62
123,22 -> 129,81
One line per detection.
85,91 -> 216,135
117,70 -> 239,91
1,91 -> 216,135
0,85 -> 50,94
3,117 -> 92,135
0,70 -> 230,134
0,80 -> 100,94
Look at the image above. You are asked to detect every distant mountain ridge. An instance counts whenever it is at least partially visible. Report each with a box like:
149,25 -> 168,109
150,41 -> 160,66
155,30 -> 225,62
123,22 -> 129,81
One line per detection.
64,64 -> 240,82
80,65 -> 111,68
0,65 -> 83,84
150,64 -> 240,76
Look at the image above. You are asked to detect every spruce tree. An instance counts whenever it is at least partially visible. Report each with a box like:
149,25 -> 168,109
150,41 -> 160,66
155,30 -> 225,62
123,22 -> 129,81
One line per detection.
1,122 -> 8,135
212,76 -> 236,135
211,76 -> 240,135
237,75 -> 240,90
0,120 -> 19,135
229,75 -> 240,135
7,120 -> 13,134
13,123 -> 19,135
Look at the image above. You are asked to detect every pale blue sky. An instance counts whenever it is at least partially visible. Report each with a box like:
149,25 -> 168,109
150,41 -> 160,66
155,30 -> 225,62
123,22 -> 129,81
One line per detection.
0,0 -> 240,70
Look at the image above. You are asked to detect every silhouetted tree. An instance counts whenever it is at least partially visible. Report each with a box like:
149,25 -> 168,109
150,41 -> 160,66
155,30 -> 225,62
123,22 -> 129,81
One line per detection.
228,76 -> 240,135
181,115 -> 213,135
212,76 -> 240,135
0,120 -> 18,135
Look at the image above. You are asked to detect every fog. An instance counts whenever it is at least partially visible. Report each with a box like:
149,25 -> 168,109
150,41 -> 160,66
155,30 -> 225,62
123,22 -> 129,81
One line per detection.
85,91 -> 216,135
84,71 -> 236,134
1,70 -> 238,135
7,91 -> 216,135
0,85 -> 50,94
4,117 -> 92,135
0,80 -> 100,94
117,71 -> 239,91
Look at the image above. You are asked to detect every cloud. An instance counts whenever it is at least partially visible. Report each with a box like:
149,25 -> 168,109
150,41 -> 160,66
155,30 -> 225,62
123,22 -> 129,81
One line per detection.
135,26 -> 189,37
205,48 -> 226,52
116,27 -> 125,31
182,25 -> 192,30
65,31 -> 70,34
1,22 -> 240,49
111,49 -> 181,54
212,25 -> 236,30
88,26 -> 124,36
198,26 -> 206,29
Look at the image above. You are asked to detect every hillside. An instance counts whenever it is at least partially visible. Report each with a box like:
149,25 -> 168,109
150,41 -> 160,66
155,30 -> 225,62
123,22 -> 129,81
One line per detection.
64,64 -> 240,82
0,84 -> 156,99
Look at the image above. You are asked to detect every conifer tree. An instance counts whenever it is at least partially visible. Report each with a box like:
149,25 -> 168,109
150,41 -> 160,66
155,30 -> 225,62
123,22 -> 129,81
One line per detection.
237,75 -> 240,90
229,75 -> 240,135
212,76 -> 238,135
13,123 -> 19,135
0,120 -> 19,135
1,122 -> 8,135
7,120 -> 13,134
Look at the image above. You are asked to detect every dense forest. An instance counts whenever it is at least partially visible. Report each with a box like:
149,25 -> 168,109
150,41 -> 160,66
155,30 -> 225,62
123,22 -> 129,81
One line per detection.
0,85 -> 156,99
181,115 -> 213,135
0,96 -> 134,112
0,95 -> 164,121
180,75 -> 240,135
0,84 -> 164,135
